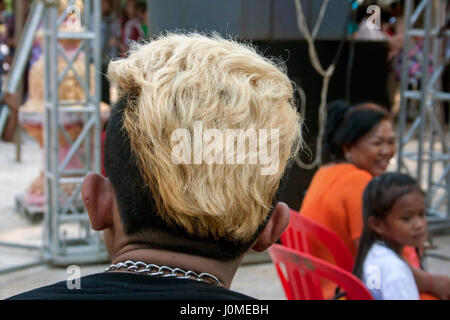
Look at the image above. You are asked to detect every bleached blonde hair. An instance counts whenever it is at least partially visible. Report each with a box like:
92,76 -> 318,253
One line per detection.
107,33 -> 302,243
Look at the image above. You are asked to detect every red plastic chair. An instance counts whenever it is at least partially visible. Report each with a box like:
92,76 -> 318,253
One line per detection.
281,209 -> 354,272
269,244 -> 373,300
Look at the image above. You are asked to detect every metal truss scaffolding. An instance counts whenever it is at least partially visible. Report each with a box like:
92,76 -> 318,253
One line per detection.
0,0 -> 107,274
397,0 -> 450,233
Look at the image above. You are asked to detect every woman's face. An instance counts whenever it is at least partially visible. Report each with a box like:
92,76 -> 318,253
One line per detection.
344,119 -> 397,176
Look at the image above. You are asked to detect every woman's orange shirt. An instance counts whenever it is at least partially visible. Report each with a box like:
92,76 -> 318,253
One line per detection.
299,163 -> 372,299
300,163 -> 372,262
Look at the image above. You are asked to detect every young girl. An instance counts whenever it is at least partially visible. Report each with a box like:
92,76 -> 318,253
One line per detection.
353,172 -> 427,300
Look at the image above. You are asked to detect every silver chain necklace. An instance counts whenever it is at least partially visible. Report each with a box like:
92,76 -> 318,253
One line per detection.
105,260 -> 222,286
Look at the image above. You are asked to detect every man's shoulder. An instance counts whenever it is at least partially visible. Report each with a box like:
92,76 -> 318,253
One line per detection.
6,272 -> 255,300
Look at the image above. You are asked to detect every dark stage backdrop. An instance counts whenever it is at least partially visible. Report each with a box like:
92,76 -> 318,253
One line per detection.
146,0 -> 391,211
251,40 -> 390,210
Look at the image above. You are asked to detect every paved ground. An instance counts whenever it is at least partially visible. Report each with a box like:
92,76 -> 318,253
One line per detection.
0,132 -> 449,300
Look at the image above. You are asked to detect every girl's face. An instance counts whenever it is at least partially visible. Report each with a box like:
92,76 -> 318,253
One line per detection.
344,119 -> 397,177
373,191 -> 427,253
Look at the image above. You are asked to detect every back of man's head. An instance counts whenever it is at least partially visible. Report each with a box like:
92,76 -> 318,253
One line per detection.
105,33 -> 302,261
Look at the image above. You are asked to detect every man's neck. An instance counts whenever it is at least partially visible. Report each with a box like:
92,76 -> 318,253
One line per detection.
109,245 -> 243,289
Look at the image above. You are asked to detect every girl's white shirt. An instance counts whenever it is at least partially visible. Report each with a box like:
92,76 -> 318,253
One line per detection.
362,242 -> 420,300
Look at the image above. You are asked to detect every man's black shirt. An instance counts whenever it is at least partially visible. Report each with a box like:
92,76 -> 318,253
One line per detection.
7,272 -> 255,300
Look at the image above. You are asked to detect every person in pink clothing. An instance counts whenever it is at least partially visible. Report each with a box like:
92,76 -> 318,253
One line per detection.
121,0 -> 144,54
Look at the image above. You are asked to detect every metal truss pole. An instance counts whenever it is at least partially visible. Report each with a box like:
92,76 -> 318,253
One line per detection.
44,0 -> 107,266
397,0 -> 450,233
0,0 -> 107,275
0,0 -> 50,275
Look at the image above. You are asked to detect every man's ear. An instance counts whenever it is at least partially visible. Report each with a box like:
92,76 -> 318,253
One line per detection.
252,202 -> 290,252
81,173 -> 114,231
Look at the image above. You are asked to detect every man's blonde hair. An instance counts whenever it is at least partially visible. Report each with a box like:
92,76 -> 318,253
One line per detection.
107,33 -> 302,244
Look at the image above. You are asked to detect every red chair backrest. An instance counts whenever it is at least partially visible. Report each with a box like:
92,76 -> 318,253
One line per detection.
280,209 -> 354,272
269,244 -> 373,300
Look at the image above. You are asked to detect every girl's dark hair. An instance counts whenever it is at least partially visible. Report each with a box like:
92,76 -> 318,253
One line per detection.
353,172 -> 425,279
322,100 -> 390,164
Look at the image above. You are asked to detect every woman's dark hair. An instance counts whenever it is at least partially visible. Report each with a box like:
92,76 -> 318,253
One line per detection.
322,100 -> 390,164
353,172 -> 425,279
